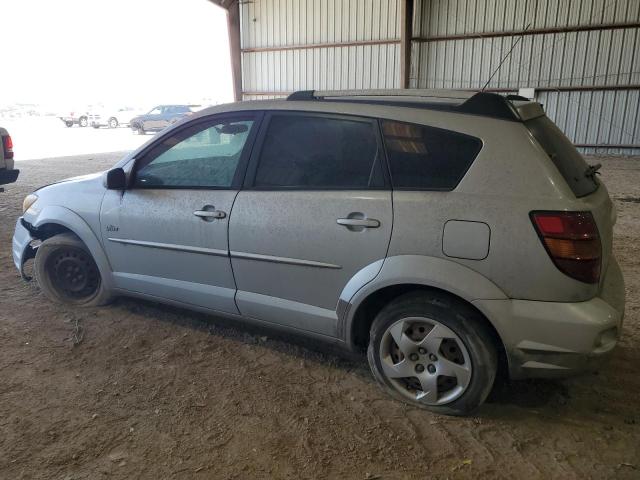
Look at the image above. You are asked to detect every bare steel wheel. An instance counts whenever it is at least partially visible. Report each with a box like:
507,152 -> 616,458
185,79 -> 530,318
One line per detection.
34,233 -> 112,306
47,247 -> 100,300
367,291 -> 497,416
380,317 -> 472,405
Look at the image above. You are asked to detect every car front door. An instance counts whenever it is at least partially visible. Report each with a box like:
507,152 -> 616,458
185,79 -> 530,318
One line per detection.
142,106 -> 163,130
100,113 -> 261,313
158,106 -> 176,130
228,112 -> 393,337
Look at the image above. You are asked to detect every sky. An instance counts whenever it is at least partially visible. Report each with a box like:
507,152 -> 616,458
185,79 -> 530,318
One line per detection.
0,0 -> 234,110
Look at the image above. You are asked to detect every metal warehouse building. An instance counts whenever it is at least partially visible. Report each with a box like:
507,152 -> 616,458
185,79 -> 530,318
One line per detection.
211,0 -> 640,154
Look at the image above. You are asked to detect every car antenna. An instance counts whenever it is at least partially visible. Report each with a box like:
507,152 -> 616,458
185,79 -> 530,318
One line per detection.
481,23 -> 532,92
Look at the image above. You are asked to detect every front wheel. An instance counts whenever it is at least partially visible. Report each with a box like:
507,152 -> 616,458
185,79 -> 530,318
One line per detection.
367,291 -> 497,416
108,117 -> 118,128
65,121 -> 73,127
132,123 -> 145,135
79,116 -> 88,127
34,233 -> 111,306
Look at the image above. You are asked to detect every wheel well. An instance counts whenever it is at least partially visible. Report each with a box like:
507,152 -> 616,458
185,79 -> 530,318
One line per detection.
30,222 -> 75,242
349,284 -> 508,374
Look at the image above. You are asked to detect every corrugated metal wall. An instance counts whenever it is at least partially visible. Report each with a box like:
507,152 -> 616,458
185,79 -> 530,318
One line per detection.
240,0 -> 401,100
411,0 -> 640,154
238,0 -> 640,154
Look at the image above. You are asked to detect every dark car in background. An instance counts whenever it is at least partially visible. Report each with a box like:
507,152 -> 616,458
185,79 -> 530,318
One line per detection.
129,105 -> 196,135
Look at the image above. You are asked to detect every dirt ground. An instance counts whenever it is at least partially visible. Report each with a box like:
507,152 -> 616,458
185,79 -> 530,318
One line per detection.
1,153 -> 639,479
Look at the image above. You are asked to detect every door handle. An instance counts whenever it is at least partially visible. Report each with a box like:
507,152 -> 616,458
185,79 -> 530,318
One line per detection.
194,209 -> 226,220
337,218 -> 380,228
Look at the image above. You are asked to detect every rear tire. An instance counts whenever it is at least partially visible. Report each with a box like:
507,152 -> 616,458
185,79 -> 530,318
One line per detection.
108,117 -> 118,128
34,233 -> 112,307
367,291 -> 497,416
79,116 -> 88,127
65,121 -> 73,127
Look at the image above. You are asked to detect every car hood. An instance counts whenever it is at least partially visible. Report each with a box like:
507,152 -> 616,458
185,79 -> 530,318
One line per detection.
36,171 -> 105,192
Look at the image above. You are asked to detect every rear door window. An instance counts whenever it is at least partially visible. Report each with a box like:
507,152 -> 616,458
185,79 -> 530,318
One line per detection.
381,120 -> 482,190
526,116 -> 598,197
252,114 -> 385,189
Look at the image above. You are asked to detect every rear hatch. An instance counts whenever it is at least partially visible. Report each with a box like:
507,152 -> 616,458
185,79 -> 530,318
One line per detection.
525,115 -> 614,287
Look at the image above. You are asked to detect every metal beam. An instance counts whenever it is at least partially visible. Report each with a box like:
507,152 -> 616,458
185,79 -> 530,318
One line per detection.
225,0 -> 242,101
413,21 -> 640,43
400,0 -> 414,89
243,84 -> 640,97
483,84 -> 640,93
241,38 -> 400,54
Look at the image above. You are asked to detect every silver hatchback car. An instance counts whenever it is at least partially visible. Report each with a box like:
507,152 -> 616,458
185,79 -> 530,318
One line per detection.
13,90 -> 625,415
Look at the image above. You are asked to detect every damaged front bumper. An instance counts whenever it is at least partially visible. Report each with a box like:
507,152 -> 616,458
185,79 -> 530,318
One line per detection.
12,217 -> 38,280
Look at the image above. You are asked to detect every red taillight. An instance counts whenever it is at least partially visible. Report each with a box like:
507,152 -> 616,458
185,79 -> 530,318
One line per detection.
531,211 -> 601,284
2,135 -> 13,160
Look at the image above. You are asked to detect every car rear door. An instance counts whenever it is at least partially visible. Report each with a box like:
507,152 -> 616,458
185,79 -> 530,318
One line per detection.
228,112 -> 393,337
100,113 -> 261,313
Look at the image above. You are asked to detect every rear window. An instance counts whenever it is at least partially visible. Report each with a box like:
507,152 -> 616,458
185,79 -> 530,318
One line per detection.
526,116 -> 598,197
381,120 -> 482,190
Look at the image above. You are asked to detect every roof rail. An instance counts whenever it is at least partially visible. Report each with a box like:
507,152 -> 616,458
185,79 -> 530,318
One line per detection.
286,88 -> 522,122
287,88 -> 475,101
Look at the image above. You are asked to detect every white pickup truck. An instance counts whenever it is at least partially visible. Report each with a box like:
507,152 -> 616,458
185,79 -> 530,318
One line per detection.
58,109 -> 91,127
89,107 -> 143,129
0,127 -> 18,187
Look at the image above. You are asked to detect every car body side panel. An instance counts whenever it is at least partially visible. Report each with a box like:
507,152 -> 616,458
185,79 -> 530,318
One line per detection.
100,188 -> 240,313
229,190 -> 393,337
342,254 -> 508,346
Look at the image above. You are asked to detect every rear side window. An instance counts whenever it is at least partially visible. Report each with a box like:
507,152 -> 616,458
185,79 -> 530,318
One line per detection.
253,114 -> 384,189
526,116 -> 598,197
381,120 -> 482,190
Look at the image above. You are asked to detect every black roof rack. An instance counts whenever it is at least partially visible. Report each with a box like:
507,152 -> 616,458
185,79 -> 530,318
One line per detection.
286,89 -> 522,122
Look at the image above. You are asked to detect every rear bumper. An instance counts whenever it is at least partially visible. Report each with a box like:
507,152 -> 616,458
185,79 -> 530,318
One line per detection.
0,168 -> 19,186
474,257 -> 625,379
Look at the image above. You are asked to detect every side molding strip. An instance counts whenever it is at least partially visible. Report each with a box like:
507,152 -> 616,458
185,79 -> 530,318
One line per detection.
108,238 -> 228,257
107,239 -> 342,269
230,251 -> 341,269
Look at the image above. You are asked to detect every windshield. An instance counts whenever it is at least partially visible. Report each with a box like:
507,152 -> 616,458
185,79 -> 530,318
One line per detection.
526,116 -> 599,197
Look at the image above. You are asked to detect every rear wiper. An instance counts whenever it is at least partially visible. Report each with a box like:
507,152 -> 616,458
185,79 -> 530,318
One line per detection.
585,163 -> 602,178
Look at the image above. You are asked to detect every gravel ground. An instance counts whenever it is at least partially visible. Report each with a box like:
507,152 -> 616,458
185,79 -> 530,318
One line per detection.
0,153 -> 639,479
